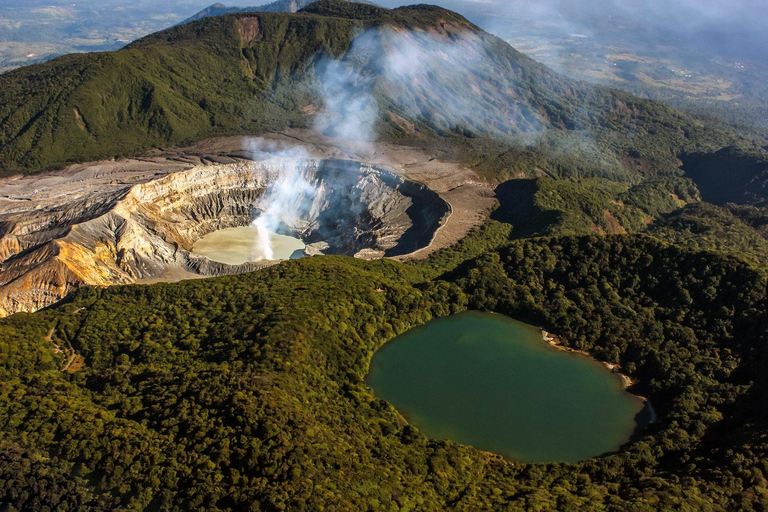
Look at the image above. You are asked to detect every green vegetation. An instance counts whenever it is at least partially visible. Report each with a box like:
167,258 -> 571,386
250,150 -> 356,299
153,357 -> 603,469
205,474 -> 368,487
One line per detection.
492,176 -> 699,237
0,11 -> 355,174
681,146 -> 768,205
492,174 -> 768,268
648,202 -> 768,268
1,224 -> 767,510
3,2 -> 768,509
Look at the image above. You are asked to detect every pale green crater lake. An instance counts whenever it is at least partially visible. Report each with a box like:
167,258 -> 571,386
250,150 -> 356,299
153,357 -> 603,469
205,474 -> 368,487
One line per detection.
366,311 -> 648,463
192,226 -> 305,265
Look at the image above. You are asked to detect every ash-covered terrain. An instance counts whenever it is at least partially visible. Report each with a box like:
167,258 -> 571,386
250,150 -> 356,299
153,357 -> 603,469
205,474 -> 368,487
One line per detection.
0,133 -> 492,316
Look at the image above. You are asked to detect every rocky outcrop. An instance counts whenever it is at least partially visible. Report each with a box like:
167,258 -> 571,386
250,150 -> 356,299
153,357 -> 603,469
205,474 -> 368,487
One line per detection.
0,158 -> 449,316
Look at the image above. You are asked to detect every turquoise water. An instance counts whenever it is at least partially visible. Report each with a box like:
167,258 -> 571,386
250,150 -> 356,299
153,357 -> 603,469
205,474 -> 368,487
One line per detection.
366,311 -> 646,463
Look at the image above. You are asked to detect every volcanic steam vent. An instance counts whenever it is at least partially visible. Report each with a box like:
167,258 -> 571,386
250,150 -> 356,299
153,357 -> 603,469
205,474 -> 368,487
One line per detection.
0,157 -> 450,316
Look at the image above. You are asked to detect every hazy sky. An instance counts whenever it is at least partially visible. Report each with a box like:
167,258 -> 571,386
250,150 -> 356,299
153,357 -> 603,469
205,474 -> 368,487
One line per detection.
379,0 -> 768,61
3,0 -> 766,63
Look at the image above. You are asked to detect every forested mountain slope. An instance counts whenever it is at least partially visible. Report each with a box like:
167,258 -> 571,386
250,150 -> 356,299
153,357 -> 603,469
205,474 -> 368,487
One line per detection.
0,1 -> 757,180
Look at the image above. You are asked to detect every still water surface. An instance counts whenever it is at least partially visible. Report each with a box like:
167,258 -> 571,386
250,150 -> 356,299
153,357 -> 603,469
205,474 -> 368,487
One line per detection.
367,311 -> 646,463
192,226 -> 305,264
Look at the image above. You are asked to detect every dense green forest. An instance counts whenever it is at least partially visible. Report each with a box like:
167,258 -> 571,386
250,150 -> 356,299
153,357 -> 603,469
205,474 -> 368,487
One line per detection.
491,172 -> 768,268
1,220 -> 767,510
3,1 -> 768,510
647,202 -> 768,268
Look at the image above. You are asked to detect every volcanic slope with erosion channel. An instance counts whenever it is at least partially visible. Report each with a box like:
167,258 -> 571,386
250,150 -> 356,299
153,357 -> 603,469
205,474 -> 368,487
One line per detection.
0,132 -> 492,316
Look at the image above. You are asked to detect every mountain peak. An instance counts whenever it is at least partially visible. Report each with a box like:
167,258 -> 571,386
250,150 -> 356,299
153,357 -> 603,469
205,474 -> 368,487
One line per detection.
300,0 -> 387,18
0,0 -> 740,184
180,0 -> 376,25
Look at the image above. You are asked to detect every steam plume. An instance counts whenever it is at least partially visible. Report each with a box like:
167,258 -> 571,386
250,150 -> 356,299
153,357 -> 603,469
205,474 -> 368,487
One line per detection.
246,23 -> 553,259
313,57 -> 378,152
245,139 -> 316,261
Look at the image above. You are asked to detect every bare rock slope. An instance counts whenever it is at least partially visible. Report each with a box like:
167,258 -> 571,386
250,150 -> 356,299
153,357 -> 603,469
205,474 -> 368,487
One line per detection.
0,155 -> 449,316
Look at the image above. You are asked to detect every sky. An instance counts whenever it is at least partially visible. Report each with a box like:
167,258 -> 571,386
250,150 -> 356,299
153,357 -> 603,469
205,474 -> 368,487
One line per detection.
2,0 -> 766,68
413,0 -> 768,61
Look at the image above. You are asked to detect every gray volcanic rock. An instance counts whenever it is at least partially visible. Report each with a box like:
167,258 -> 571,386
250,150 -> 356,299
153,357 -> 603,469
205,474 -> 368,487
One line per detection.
0,158 -> 448,316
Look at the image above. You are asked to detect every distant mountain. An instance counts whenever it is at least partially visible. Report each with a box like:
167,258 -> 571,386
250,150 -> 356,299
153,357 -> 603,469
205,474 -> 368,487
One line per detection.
180,0 -> 372,25
180,1 -> 305,25
0,0 -> 765,195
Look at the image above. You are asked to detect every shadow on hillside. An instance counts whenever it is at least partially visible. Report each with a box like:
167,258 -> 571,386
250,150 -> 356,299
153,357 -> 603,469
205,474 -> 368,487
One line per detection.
491,179 -> 560,239
680,147 -> 768,206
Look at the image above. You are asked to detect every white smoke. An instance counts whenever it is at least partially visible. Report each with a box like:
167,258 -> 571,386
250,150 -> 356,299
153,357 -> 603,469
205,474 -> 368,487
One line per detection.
245,23 -> 553,259
312,25 -> 545,148
313,56 -> 378,153
378,28 -> 545,136
251,216 -> 274,261
244,139 -> 317,261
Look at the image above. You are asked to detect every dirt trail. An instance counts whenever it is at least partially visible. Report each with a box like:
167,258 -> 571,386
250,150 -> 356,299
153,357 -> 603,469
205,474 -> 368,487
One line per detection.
45,325 -> 83,373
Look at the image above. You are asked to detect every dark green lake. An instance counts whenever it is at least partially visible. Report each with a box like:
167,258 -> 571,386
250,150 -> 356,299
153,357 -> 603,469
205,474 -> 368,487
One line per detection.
366,311 -> 647,463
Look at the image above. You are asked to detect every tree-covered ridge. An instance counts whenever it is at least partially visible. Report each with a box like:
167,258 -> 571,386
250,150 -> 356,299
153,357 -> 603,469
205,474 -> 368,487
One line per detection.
681,146 -> 768,205
0,11 -> 357,175
0,0 -> 760,181
493,177 -> 683,237
647,202 -> 768,268
1,227 -> 767,510
491,174 -> 768,267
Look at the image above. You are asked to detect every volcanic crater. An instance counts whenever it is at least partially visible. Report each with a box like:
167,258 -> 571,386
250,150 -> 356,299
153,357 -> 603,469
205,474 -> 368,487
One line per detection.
0,153 -> 451,316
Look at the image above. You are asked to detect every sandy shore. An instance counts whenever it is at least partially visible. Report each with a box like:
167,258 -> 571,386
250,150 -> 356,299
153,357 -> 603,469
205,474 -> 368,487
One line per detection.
542,328 -> 657,424
542,329 -> 643,395
541,328 -> 658,423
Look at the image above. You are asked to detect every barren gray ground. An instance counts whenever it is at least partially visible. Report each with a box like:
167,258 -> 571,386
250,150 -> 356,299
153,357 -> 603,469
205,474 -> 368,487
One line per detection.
0,131 -> 495,316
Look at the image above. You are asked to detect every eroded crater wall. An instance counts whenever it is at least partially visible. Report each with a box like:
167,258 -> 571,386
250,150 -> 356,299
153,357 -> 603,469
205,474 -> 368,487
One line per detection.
0,158 -> 449,316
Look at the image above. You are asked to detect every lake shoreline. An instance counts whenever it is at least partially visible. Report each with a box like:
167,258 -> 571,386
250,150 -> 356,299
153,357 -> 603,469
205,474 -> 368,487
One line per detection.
369,311 -> 653,463
541,329 -> 657,424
